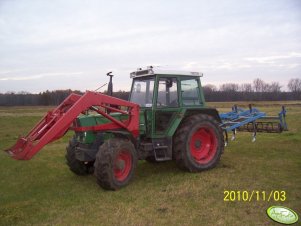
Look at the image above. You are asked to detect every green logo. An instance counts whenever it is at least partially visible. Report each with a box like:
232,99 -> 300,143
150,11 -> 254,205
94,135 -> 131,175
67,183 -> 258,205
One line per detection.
267,206 -> 299,225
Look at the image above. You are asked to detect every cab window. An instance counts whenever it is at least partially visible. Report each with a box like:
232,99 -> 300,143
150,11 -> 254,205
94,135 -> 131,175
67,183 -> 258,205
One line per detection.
130,78 -> 154,107
157,78 -> 178,107
180,78 -> 200,105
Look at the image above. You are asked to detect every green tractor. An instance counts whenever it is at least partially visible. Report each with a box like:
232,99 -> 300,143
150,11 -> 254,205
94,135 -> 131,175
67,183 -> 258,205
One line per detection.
6,67 -> 224,190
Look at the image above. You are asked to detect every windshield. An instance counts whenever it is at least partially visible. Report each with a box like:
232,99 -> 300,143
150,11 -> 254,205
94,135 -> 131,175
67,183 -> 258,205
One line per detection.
130,78 -> 154,107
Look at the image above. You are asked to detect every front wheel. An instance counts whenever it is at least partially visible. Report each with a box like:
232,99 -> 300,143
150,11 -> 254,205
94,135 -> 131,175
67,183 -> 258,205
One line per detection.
65,137 -> 94,175
173,114 -> 224,172
94,138 -> 137,190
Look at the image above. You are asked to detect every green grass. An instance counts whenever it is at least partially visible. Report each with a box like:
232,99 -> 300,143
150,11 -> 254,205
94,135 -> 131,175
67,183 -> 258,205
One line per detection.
0,102 -> 300,226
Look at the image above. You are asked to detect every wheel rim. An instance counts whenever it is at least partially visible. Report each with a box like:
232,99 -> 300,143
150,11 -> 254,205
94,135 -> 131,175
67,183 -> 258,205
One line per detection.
114,150 -> 132,182
189,126 -> 217,164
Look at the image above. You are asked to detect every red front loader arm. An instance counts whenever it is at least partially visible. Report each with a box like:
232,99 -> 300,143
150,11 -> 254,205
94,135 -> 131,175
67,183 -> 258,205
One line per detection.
5,91 -> 140,160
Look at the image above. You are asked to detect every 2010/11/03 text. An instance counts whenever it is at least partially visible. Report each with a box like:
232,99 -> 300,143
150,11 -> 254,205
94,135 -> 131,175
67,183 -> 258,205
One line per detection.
224,190 -> 286,202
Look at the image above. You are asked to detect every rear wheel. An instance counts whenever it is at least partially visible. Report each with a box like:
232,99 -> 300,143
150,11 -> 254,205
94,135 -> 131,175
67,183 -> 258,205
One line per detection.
65,137 -> 94,175
94,138 -> 137,190
173,114 -> 224,172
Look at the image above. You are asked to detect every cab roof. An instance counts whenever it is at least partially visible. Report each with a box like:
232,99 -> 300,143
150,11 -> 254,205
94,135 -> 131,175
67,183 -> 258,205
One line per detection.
130,67 -> 203,78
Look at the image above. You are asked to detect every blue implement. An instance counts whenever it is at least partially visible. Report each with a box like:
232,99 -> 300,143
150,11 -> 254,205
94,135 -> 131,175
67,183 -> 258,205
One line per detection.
219,105 -> 288,144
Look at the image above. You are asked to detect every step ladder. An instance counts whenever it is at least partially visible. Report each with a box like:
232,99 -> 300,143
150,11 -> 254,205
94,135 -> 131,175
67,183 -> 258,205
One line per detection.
153,145 -> 171,161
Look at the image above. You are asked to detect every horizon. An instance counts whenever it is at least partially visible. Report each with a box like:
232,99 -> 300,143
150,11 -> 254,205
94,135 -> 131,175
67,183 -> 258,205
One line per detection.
1,76 -> 297,94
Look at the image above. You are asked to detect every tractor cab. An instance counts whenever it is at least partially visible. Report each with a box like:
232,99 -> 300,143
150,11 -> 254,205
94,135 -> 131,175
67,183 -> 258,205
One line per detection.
129,67 -> 208,139
129,67 -> 205,108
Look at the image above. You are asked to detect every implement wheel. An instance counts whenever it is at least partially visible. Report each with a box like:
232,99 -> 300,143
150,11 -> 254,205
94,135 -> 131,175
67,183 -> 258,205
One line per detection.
94,138 -> 137,190
173,114 -> 224,172
65,137 -> 94,175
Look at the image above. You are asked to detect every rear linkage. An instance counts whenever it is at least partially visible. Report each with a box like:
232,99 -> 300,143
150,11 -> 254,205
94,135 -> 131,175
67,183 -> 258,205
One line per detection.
219,104 -> 287,146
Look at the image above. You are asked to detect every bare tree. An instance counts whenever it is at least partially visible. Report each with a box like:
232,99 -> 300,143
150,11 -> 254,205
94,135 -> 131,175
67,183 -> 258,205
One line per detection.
203,84 -> 217,92
252,78 -> 281,92
253,78 -> 267,92
288,78 -> 301,93
240,83 -> 253,92
262,83 -> 271,92
219,83 -> 239,92
269,82 -> 282,92
5,91 -> 15,94
17,91 -> 31,95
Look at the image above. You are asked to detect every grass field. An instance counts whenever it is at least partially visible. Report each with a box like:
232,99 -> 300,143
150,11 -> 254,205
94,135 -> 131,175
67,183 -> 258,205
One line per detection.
0,102 -> 300,226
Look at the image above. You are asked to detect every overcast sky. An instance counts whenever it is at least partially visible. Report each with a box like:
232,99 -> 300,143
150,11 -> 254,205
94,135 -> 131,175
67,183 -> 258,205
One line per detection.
0,0 -> 300,93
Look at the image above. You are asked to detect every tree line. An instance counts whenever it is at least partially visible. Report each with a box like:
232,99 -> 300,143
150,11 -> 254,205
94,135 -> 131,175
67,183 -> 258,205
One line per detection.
0,78 -> 300,106
203,78 -> 301,101
0,90 -> 129,106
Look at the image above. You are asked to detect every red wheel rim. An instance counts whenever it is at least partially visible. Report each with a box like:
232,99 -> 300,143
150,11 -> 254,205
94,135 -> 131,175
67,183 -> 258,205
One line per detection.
114,150 -> 132,182
189,126 -> 217,164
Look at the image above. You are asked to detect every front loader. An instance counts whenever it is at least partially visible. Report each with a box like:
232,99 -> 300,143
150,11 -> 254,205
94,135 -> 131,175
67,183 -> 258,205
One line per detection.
4,67 -> 287,190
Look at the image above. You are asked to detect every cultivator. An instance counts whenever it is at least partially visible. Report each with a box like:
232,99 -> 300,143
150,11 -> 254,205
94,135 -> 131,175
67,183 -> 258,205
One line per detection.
219,105 -> 287,145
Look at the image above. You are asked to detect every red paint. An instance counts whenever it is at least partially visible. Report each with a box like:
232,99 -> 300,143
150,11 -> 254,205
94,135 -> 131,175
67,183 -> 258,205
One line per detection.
114,150 -> 132,181
5,91 -> 140,160
189,127 -> 217,164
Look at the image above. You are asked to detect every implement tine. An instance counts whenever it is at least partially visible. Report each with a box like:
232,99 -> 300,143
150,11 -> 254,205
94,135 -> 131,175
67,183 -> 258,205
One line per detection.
231,129 -> 236,141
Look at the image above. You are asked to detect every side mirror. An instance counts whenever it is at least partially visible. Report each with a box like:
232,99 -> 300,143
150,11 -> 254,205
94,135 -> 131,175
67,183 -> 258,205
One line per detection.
166,79 -> 173,88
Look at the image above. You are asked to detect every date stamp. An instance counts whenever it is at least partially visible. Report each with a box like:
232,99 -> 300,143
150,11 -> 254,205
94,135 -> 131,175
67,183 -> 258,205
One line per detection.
224,190 -> 286,202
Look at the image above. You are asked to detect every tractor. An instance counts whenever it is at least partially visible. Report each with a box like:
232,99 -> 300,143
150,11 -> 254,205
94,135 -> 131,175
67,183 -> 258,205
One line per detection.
5,67 -> 235,190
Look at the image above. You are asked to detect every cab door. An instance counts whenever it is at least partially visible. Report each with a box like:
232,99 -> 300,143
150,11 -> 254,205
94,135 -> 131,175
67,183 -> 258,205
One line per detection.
153,77 -> 181,138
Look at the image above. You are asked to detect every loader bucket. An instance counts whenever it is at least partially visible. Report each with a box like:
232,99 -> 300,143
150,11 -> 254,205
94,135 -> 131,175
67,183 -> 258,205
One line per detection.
4,93 -> 82,160
5,137 -> 30,159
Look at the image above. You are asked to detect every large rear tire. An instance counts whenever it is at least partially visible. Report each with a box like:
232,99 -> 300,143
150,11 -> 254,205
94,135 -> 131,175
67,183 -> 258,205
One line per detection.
94,138 -> 137,190
65,137 -> 94,175
173,114 -> 224,172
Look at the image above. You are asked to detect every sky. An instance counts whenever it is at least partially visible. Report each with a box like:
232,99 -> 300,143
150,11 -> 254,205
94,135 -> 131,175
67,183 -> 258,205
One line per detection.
0,0 -> 300,93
